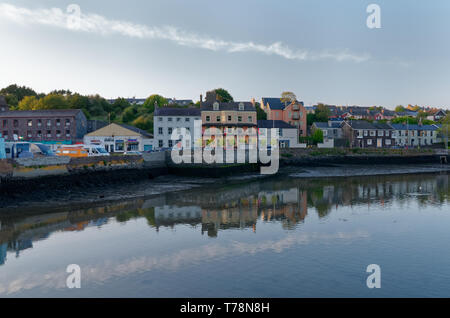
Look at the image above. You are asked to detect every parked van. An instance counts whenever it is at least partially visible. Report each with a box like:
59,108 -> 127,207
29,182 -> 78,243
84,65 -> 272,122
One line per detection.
55,145 -> 109,158
55,146 -> 88,158
83,145 -> 110,157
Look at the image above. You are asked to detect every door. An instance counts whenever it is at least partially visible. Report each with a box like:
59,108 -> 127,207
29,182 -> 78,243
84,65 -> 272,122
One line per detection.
377,139 -> 382,148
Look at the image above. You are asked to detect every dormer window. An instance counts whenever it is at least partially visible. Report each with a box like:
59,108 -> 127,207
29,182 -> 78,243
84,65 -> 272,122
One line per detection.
213,102 -> 219,111
239,102 -> 244,111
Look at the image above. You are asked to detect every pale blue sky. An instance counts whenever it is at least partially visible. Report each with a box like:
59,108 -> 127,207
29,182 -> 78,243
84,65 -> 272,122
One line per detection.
0,0 -> 449,109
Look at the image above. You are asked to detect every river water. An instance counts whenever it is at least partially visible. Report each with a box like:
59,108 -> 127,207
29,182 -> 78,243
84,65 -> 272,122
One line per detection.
1,166 -> 450,297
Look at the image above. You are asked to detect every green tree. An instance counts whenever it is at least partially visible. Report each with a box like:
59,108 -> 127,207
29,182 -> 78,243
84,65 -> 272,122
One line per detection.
307,113 -> 317,126
143,94 -> 167,113
312,129 -> 324,144
111,97 -> 131,114
391,116 -> 418,125
122,106 -> 138,123
18,96 -> 39,110
36,94 -> 69,110
5,94 -> 19,108
395,105 -> 405,113
213,88 -> 234,103
132,114 -> 153,133
280,91 -> 296,105
0,84 -> 38,102
255,102 -> 267,120
314,104 -> 330,122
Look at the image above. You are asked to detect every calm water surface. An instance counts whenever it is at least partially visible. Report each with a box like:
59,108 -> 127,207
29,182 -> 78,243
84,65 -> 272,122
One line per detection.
1,170 -> 450,297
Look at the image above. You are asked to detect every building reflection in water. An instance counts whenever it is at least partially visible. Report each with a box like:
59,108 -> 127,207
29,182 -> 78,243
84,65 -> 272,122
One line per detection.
0,173 -> 449,266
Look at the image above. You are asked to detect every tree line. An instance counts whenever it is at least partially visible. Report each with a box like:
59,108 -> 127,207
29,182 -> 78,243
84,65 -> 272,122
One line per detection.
1,85 -> 264,133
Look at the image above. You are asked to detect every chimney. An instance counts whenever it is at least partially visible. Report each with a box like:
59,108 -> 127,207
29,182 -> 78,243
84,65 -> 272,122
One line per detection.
200,94 -> 203,107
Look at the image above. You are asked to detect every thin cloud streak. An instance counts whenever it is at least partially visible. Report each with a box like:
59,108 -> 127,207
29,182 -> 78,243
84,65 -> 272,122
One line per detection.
0,3 -> 371,63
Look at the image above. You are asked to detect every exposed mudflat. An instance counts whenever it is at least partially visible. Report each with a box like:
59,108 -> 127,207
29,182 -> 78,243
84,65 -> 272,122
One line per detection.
0,164 -> 449,212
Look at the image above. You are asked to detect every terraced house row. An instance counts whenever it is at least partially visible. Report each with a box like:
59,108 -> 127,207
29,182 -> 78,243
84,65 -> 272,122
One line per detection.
313,120 -> 443,148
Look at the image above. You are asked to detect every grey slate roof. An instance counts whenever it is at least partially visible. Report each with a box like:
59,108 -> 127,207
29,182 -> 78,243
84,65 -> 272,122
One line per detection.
372,122 -> 394,130
201,101 -> 255,112
154,107 -> 201,117
119,123 -> 153,138
261,98 -> 304,110
257,120 -> 296,129
0,109 -> 83,117
390,124 -> 438,131
344,121 -> 377,130
313,122 -> 343,129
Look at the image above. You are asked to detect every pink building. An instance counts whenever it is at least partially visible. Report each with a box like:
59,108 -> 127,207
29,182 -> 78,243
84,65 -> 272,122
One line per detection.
260,98 -> 307,137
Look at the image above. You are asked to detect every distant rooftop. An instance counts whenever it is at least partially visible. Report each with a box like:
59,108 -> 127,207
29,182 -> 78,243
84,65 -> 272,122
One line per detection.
261,97 -> 304,110
0,109 -> 84,117
154,107 -> 201,117
258,120 -> 296,129
201,101 -> 255,112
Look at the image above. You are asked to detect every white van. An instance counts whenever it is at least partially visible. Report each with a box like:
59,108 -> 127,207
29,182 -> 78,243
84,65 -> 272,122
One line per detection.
83,145 -> 110,157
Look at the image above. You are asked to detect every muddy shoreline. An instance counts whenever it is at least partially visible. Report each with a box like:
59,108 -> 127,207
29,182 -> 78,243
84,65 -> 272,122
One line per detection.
1,162 -> 449,213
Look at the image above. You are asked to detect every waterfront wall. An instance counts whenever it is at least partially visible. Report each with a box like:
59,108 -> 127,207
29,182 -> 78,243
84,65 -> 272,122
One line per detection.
0,153 -> 168,196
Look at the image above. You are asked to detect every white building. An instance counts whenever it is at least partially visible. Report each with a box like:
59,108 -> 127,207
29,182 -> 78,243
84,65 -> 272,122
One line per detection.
153,107 -> 202,149
257,120 -> 306,148
390,124 -> 439,147
84,123 -> 153,152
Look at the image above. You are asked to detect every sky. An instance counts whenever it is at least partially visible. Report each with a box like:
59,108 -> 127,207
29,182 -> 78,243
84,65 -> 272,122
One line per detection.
0,0 -> 449,109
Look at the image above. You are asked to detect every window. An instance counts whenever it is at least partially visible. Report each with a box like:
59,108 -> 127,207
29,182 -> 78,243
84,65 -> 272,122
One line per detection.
206,116 -> 210,122
66,130 -> 70,137
158,117 -> 163,122
13,120 -> 18,128
27,120 -> 33,127
386,139 -> 391,145
385,130 -> 390,137
370,130 -> 376,136
158,140 -> 163,148
216,116 -> 221,122
213,102 -> 219,111
47,130 -> 52,138
238,116 -> 242,122
168,140 -> 173,148
185,118 -> 190,122
56,130 -> 61,138
115,140 -> 124,151
228,115 -> 232,121
47,119 -> 52,126
65,119 -> 70,126
56,119 -> 61,126
27,131 -> 32,138
38,119 -> 42,127
239,102 -> 244,111
2,120 -> 7,127
168,127 -> 173,135
367,139 -> 372,145
177,118 -> 181,122
158,127 -> 163,135
378,130 -> 384,136
168,117 -> 173,122
248,116 -> 252,122
37,130 -> 42,138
